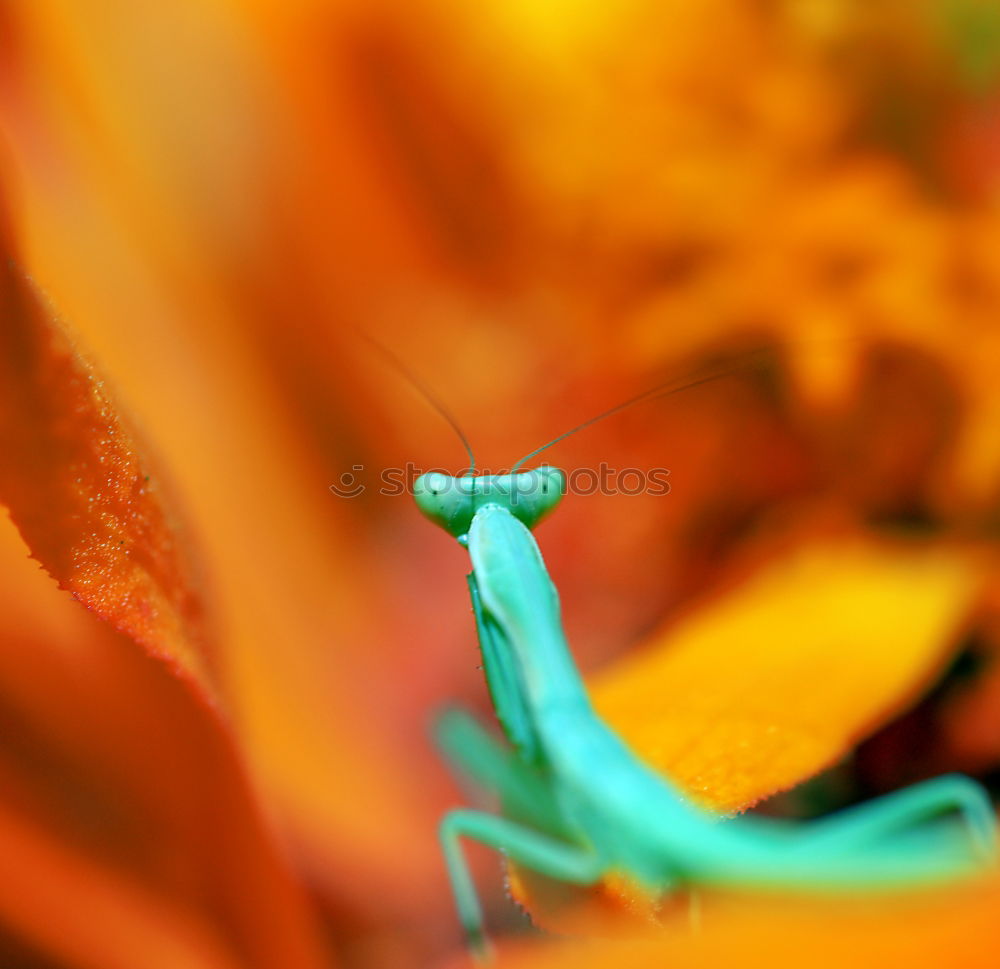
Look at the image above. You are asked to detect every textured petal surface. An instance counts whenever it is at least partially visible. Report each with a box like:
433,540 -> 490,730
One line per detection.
0,261 -> 211,685
590,537 -> 984,812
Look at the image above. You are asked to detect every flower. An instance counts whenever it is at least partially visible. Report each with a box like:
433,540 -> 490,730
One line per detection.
1,1 -> 999,967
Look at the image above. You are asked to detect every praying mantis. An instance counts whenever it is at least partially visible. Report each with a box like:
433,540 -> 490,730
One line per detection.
406,357 -> 998,956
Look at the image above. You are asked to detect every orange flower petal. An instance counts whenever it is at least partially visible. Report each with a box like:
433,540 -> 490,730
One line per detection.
481,877 -> 1000,969
0,801 -> 243,969
0,260 -> 211,685
590,537 -> 983,812
0,514 -> 330,968
3,3 -> 453,915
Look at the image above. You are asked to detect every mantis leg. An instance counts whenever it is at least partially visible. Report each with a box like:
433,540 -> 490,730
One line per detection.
435,708 -> 571,838
440,809 -> 605,956
467,573 -> 543,765
802,774 -> 996,860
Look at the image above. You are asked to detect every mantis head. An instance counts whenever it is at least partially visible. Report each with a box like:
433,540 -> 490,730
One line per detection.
414,468 -> 566,544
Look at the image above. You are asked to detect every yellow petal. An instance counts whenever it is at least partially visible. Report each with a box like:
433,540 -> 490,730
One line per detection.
590,537 -> 984,812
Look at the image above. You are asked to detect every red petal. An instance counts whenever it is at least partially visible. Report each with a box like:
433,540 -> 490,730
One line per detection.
0,261 -> 211,684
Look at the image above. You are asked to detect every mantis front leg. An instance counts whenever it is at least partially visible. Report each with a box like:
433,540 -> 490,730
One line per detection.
467,573 -> 543,765
435,708 -> 571,837
439,809 -> 606,957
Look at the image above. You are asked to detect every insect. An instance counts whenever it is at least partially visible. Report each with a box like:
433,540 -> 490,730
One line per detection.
405,352 -> 998,956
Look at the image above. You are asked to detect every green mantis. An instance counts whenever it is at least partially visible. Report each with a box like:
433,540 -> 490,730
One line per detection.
402,356 -> 997,955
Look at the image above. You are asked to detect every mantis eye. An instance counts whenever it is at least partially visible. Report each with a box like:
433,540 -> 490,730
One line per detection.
413,473 -> 476,539
477,468 -> 566,532
513,467 -> 565,530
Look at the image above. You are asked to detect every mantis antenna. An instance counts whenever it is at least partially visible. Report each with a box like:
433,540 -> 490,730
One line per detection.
361,333 -> 477,473
511,345 -> 779,471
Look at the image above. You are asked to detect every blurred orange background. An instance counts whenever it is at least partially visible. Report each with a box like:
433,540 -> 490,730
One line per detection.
1,1 -> 1000,966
